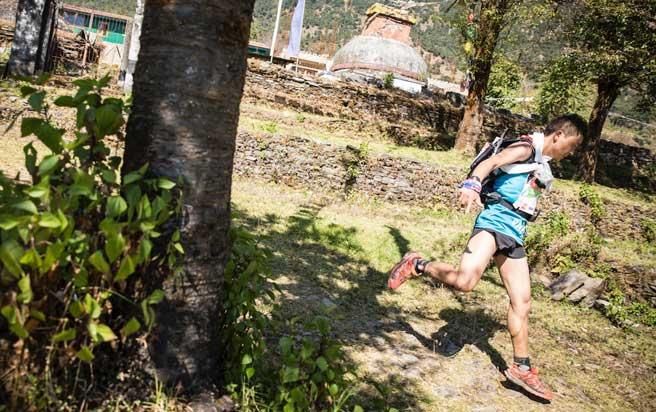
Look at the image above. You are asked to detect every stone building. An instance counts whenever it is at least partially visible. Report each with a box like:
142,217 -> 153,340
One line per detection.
329,3 -> 428,93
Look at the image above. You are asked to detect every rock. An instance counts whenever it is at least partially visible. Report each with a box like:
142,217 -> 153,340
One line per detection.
594,299 -> 610,310
579,278 -> 607,307
216,395 -> 236,412
550,270 -> 587,301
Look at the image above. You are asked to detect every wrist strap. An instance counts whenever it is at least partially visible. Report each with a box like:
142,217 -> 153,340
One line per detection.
460,179 -> 482,193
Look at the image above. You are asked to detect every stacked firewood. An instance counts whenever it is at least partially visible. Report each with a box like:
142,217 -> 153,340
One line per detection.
52,30 -> 102,72
0,22 -> 14,46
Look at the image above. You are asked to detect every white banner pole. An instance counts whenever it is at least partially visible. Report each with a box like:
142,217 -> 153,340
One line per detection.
270,0 -> 284,62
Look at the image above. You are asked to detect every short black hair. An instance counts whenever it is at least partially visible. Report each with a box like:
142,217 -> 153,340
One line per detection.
544,114 -> 588,139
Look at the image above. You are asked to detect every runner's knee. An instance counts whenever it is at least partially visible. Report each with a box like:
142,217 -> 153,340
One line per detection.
511,296 -> 531,318
454,267 -> 482,292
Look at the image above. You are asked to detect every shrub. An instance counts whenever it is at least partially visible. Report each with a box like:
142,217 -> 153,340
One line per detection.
579,184 -> 605,224
0,76 -> 181,408
640,218 -> 656,243
383,73 -> 394,89
221,226 -> 358,412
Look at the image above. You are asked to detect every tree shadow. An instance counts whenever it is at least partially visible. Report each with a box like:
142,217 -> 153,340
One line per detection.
233,203 -> 426,409
385,225 -> 410,257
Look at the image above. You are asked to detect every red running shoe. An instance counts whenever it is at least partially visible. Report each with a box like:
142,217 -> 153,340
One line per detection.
504,364 -> 554,401
387,252 -> 422,290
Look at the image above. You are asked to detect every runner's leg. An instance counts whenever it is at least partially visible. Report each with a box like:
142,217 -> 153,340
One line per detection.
494,254 -> 531,358
423,230 -> 497,292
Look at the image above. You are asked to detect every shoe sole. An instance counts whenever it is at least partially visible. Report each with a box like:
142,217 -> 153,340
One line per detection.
387,256 -> 416,289
504,369 -> 553,401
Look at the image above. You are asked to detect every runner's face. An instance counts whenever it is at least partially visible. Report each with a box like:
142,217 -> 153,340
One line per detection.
551,131 -> 582,160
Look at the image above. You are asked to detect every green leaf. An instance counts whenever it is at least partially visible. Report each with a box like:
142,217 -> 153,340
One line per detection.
29,309 -> 46,322
23,143 -> 37,177
315,356 -> 329,372
115,255 -> 135,281
122,172 -> 142,185
353,406 -> 364,412
157,178 -> 176,190
20,117 -> 43,137
74,267 -> 88,288
173,242 -> 184,254
38,155 -> 59,176
106,196 -> 127,218
138,239 -> 153,263
0,215 -> 21,230
95,323 -> 117,342
1,305 -> 28,339
105,233 -> 125,263
69,300 -> 84,318
283,404 -> 295,412
88,251 -> 110,273
12,200 -> 37,214
20,85 -> 37,97
245,367 -> 255,379
0,240 -> 24,278
282,366 -> 300,383
242,354 -> 253,365
17,276 -> 33,304
34,122 -> 65,154
53,328 -> 77,342
38,212 -> 61,228
101,169 -> 117,184
28,91 -> 45,111
83,294 -> 102,319
145,289 -> 165,305
77,346 -> 94,362
95,104 -> 124,136
279,336 -> 293,355
120,317 -> 141,337
329,383 -> 339,396
25,186 -> 47,199
54,95 -> 76,107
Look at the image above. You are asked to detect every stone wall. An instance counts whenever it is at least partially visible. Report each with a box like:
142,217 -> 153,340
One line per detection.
234,131 -> 655,241
244,61 -> 656,192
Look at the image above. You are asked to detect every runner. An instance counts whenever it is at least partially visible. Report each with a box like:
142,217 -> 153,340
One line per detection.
387,114 -> 588,401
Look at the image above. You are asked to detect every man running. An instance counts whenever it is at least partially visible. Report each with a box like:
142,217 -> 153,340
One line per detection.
387,114 -> 588,401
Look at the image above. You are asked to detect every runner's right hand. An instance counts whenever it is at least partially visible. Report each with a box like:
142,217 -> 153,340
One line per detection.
458,188 -> 483,214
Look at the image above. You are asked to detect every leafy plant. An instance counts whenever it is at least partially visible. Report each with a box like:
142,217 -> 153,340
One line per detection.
0,75 -> 181,407
640,218 -> 656,243
272,315 -> 356,412
382,73 -> 394,89
486,55 -> 523,111
260,121 -> 279,134
579,184 -> 605,224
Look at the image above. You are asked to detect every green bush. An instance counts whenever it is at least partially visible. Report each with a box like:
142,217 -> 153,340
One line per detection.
222,226 -> 358,412
579,184 -> 605,224
640,218 -> 656,243
383,73 -> 394,89
0,76 -> 181,407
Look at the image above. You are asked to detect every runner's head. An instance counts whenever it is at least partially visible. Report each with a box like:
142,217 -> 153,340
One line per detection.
543,114 -> 588,160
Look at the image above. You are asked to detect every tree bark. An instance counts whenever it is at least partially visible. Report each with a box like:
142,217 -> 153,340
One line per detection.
6,0 -> 46,76
454,0 -> 514,154
122,0 -> 255,395
578,78 -> 620,182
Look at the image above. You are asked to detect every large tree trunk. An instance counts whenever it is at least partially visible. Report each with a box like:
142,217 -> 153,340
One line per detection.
122,0 -> 255,395
454,0 -> 514,154
6,0 -> 46,76
578,78 -> 620,182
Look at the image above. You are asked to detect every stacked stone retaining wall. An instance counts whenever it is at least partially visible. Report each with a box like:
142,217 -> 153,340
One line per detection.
234,131 -> 655,241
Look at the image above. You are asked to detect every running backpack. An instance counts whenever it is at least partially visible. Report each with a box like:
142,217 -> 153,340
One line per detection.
467,130 -> 536,194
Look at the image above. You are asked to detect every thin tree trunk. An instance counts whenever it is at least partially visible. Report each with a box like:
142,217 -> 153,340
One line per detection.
122,0 -> 255,395
6,0 -> 46,76
454,0 -> 514,154
579,78 -> 620,182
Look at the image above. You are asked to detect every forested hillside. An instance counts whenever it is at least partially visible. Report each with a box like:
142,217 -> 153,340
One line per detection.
66,0 -> 654,136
